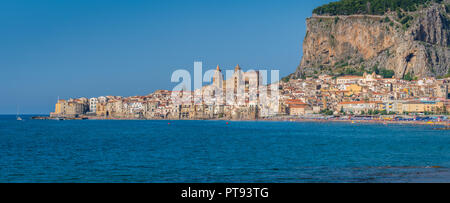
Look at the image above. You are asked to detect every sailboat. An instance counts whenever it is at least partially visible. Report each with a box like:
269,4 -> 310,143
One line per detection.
16,106 -> 23,121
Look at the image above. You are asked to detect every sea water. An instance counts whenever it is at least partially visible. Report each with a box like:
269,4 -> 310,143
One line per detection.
0,115 -> 449,183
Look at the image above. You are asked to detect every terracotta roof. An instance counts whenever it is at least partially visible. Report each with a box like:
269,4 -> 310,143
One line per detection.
285,99 -> 307,105
290,104 -> 308,108
337,76 -> 363,79
338,101 -> 381,105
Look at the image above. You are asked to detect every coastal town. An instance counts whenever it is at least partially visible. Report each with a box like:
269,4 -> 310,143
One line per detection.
43,0 -> 450,125
46,64 -> 450,124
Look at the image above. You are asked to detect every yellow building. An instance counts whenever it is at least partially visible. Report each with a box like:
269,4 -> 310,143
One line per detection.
96,103 -> 107,117
345,84 -> 362,96
377,102 -> 394,112
51,99 -> 88,117
51,99 -> 67,117
337,101 -> 381,115
398,101 -> 444,114
285,99 -> 311,116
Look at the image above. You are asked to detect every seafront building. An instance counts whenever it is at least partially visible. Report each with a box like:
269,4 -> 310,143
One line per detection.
89,98 -> 98,113
50,66 -> 450,119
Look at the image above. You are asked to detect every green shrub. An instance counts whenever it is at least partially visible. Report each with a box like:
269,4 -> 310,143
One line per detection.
380,68 -> 395,78
400,15 -> 413,24
320,109 -> 334,115
313,0 -> 439,16
403,72 -> 414,81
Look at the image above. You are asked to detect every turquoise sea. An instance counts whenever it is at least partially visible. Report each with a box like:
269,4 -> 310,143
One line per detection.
0,115 -> 449,183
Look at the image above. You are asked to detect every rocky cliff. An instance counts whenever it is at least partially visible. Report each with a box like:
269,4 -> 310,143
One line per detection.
292,1 -> 450,79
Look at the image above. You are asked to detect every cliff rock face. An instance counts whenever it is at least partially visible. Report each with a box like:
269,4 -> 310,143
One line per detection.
293,2 -> 450,79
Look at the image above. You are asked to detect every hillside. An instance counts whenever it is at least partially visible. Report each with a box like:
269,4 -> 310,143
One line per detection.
288,0 -> 450,80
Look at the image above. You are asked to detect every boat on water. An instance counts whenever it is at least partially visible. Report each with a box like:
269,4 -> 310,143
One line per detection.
16,106 -> 24,121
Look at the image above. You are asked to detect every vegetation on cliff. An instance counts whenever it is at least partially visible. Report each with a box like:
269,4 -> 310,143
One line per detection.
283,0 -> 450,81
313,0 -> 442,15
333,64 -> 395,78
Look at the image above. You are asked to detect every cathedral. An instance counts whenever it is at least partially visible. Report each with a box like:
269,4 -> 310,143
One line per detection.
209,64 -> 262,106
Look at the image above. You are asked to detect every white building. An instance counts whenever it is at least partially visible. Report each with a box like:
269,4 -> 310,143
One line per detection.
89,98 -> 98,113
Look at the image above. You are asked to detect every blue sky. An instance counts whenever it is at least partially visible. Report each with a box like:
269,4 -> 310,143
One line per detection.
0,0 -> 333,114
